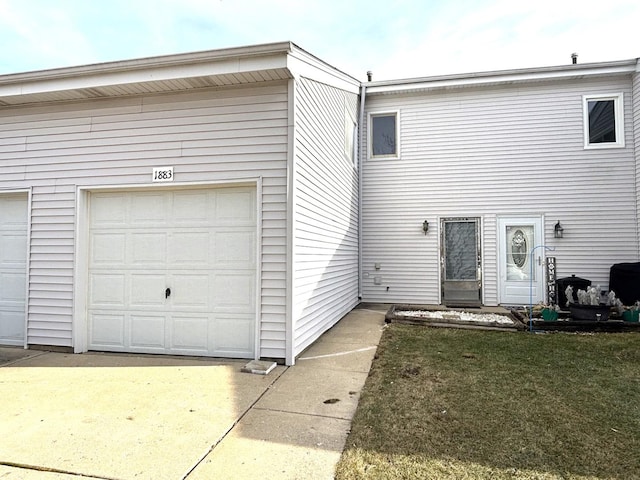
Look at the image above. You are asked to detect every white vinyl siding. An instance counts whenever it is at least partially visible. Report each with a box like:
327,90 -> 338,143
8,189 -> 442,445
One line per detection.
362,76 -> 638,305
0,83 -> 289,355
291,77 -> 359,357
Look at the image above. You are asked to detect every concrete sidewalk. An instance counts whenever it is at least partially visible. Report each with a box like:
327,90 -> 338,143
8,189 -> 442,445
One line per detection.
0,305 -> 387,480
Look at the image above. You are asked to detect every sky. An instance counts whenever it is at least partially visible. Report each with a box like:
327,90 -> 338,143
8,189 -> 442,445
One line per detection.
0,0 -> 638,82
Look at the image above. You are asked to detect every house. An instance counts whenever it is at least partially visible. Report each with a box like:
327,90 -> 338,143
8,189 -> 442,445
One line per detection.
0,42 -> 360,365
360,58 -> 640,307
1,41 -> 639,364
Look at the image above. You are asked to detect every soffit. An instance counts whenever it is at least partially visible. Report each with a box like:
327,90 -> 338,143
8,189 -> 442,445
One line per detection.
0,43 -> 294,107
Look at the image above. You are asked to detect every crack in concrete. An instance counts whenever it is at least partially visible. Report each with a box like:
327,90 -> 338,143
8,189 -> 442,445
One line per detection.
0,461 -> 119,479
180,365 -> 289,479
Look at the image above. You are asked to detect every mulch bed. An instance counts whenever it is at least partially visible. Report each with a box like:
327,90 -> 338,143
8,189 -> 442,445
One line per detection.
527,317 -> 640,332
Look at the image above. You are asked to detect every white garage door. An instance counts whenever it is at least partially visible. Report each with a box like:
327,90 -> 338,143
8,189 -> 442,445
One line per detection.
87,186 -> 257,358
0,194 -> 28,346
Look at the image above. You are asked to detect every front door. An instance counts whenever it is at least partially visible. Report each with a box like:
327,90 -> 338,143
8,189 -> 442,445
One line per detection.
441,218 -> 482,307
498,216 -> 544,305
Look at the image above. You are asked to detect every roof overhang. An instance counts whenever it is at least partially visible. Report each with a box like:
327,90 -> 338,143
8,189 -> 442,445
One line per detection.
0,41 -> 360,107
365,58 -> 640,95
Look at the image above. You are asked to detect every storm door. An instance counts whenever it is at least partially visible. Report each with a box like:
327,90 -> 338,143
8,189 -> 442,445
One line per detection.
498,217 -> 543,305
441,218 -> 482,307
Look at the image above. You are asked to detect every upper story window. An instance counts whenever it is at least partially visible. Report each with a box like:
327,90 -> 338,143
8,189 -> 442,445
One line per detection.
369,112 -> 399,158
583,94 -> 624,148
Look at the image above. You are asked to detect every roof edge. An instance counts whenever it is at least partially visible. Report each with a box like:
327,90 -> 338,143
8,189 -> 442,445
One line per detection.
287,43 -> 360,93
0,41 -> 296,85
365,58 -> 639,94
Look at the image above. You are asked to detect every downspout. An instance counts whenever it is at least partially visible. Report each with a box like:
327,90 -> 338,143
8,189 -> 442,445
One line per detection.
357,78 -> 368,300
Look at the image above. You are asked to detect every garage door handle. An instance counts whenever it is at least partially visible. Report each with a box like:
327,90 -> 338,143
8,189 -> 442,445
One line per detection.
165,288 -> 171,298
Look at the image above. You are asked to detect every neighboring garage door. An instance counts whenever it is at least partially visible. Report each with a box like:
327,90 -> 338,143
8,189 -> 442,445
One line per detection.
87,186 -> 257,358
0,193 -> 28,346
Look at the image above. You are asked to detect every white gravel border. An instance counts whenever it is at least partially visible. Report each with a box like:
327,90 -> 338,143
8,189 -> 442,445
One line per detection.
395,309 -> 515,325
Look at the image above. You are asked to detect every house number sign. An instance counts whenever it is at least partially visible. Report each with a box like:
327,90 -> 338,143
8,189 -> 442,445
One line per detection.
152,166 -> 174,182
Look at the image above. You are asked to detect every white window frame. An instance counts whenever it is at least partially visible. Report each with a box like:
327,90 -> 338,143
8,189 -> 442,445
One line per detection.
368,111 -> 399,159
582,93 -> 624,149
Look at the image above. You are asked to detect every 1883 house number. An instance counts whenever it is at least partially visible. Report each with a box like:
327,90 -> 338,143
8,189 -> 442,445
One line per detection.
152,166 -> 174,182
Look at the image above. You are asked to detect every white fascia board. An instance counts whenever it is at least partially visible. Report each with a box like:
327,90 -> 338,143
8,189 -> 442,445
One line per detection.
287,45 -> 360,94
366,60 -> 638,95
0,43 -> 292,98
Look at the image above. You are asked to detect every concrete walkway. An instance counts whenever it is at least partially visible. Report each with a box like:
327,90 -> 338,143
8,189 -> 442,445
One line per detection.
0,305 -> 387,480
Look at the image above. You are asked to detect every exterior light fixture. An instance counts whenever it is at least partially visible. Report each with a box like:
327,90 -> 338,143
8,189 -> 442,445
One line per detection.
422,220 -> 429,234
554,221 -> 564,239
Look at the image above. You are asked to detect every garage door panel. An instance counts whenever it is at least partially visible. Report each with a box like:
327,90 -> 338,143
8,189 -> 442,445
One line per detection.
172,192 -> 209,223
131,193 -> 167,224
1,272 -> 26,301
212,273 -> 255,310
216,190 -> 255,224
131,233 -> 167,265
0,197 -> 27,222
131,315 -> 166,349
1,234 -> 27,265
214,230 -> 256,266
90,273 -> 125,306
90,233 -> 126,266
170,274 -> 209,308
213,315 -> 253,355
90,313 -> 126,347
91,194 -> 127,227
0,311 -> 24,344
168,232 -> 209,265
131,274 -> 166,306
171,315 -> 209,351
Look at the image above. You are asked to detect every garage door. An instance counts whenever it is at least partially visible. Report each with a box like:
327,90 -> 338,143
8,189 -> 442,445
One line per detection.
87,186 -> 257,357
0,194 -> 28,346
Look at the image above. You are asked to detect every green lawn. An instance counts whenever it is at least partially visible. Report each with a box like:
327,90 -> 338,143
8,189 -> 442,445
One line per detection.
336,326 -> 640,480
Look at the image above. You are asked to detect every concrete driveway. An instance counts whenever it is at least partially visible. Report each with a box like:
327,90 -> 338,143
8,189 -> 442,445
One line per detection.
0,305 -> 387,480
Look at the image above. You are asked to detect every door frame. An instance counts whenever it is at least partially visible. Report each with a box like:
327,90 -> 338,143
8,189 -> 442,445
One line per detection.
438,216 -> 484,306
73,179 -> 262,359
497,215 -> 545,306
0,189 -> 31,348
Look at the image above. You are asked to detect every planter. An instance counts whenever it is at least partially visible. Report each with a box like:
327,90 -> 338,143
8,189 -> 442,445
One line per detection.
569,304 -> 610,321
622,310 -> 640,323
541,308 -> 559,322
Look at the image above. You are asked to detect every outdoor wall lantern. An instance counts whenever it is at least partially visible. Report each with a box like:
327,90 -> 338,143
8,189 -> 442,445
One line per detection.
554,221 -> 564,239
422,220 -> 429,235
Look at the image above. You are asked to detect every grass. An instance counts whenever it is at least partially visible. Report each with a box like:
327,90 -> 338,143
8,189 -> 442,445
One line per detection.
336,326 -> 640,480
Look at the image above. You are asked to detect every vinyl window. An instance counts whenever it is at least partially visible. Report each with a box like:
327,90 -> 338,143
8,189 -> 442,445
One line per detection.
369,112 -> 399,158
583,94 -> 624,148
